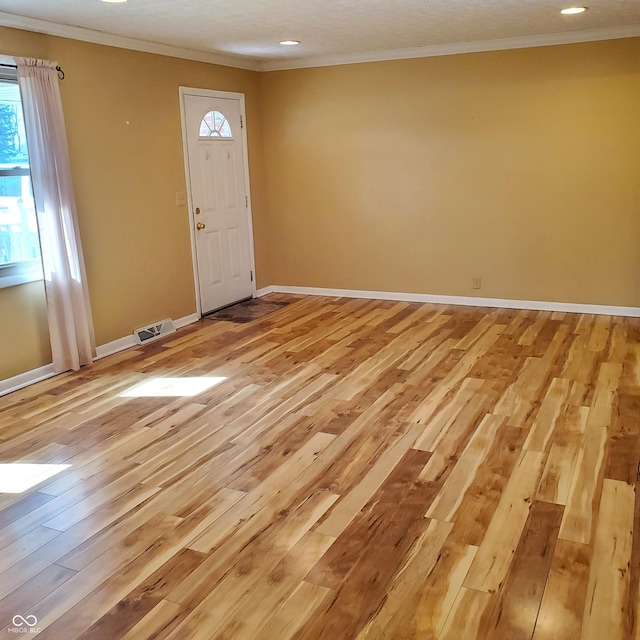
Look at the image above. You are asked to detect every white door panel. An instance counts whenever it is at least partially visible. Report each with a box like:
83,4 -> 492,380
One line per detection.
183,92 -> 253,314
228,227 -> 242,279
204,230 -> 223,286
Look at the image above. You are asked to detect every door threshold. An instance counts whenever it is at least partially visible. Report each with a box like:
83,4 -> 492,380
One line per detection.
202,296 -> 253,317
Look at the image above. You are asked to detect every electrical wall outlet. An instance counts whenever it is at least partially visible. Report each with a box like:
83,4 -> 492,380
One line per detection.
472,276 -> 482,290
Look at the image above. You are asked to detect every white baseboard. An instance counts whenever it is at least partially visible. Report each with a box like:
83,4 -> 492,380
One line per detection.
0,364 -> 56,397
94,335 -> 136,360
1,312 -> 202,397
95,312 -> 200,359
255,286 -> 276,297
265,285 -> 640,317
174,312 -> 200,328
4,288 -> 638,398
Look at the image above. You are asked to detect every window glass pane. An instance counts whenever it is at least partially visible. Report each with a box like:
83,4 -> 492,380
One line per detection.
0,175 -> 21,196
0,176 -> 38,264
199,110 -> 232,138
0,82 -> 28,168
0,79 -> 39,272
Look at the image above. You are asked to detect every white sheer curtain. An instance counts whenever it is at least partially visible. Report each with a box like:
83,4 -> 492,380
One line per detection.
16,57 -> 95,373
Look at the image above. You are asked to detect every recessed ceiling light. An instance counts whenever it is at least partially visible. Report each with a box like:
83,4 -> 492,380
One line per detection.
561,6 -> 587,14
280,40 -> 301,46
101,0 -> 127,3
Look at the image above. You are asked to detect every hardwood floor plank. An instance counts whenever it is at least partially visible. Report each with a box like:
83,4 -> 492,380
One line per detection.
417,391 -> 488,483
620,342 -> 640,394
0,295 -> 636,639
294,452 -> 437,639
0,563 -> 76,624
518,312 -> 551,346
207,532 -> 336,640
231,373 -> 338,445
76,549 -> 206,639
523,377 -> 571,453
315,421 -> 423,537
252,581 -> 333,640
493,356 -> 553,428
426,414 -> 505,522
587,361 -> 622,427
463,449 -> 546,593
558,423 -> 608,545
480,500 -> 563,639
186,431 -> 336,554
580,479 -> 634,640
587,315 -> 611,353
400,333 -> 456,382
607,322 -> 628,364
333,348 -> 406,403
0,527 -> 98,601
561,334 -> 599,393
0,491 -> 56,529
119,598 -> 184,640
168,488 -> 338,609
0,525 -> 62,574
43,482 -> 161,533
166,530 -> 335,640
540,322 -> 572,366
537,404 -> 589,505
356,533 -> 475,639
438,587 -> 493,640
0,513 -> 183,637
305,448 -> 433,591
409,324 -> 504,425
606,393 -> 640,484
413,377 -> 485,452
630,473 -> 640,640
448,423 -> 526,546
58,488 -> 243,572
533,539 -> 591,640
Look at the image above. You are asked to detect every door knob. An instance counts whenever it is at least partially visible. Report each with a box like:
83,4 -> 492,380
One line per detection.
196,222 -> 206,230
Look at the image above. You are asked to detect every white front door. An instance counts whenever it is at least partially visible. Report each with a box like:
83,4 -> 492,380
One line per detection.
181,90 -> 254,314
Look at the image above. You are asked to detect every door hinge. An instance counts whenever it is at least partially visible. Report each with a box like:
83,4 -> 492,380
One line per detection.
240,115 -> 244,129
250,270 -> 254,282
245,195 -> 248,207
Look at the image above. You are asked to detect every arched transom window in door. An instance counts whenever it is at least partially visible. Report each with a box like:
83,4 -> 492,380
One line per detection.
199,110 -> 233,138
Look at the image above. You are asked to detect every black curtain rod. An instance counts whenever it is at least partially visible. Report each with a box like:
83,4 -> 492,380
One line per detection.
0,62 -> 65,80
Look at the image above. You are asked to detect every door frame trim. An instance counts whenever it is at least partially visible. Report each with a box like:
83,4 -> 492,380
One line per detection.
178,86 -> 257,317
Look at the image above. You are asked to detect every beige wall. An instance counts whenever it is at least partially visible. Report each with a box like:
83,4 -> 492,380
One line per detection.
260,38 -> 640,306
2,30 -> 639,382
1,281 -> 50,377
0,28 -> 268,380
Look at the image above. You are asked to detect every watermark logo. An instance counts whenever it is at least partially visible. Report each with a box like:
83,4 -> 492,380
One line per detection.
11,618 -> 36,628
7,615 -> 40,634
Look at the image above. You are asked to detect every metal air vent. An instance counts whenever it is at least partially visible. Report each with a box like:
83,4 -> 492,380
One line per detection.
134,318 -> 176,345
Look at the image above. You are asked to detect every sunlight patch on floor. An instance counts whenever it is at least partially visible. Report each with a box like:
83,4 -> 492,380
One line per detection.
120,376 -> 227,397
0,463 -> 71,493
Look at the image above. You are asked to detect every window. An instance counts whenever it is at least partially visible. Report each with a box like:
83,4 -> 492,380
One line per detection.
0,70 -> 41,288
199,110 -> 232,138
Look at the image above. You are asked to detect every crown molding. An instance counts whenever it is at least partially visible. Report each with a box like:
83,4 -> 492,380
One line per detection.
0,11 -> 261,71
1,11 -> 638,74
258,24 -> 640,72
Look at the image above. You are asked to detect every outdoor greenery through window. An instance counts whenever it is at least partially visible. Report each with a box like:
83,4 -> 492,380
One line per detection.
0,71 -> 41,287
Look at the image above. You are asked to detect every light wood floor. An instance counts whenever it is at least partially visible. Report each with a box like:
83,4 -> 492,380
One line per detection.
0,294 -> 639,639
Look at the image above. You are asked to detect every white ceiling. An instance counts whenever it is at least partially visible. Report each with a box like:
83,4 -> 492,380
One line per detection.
0,0 -> 639,71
